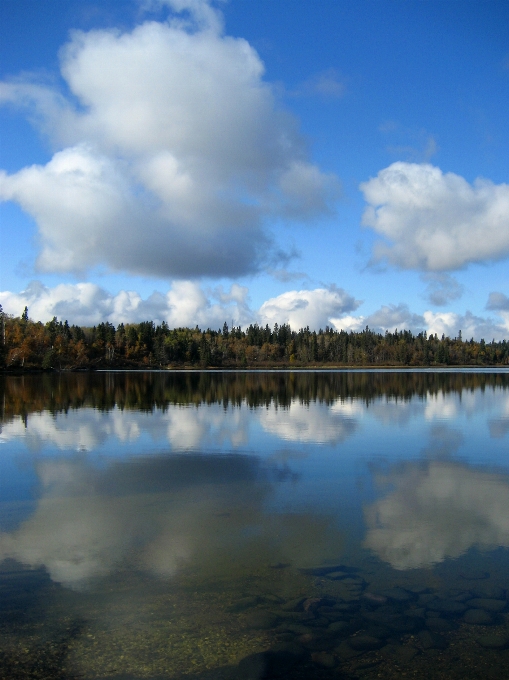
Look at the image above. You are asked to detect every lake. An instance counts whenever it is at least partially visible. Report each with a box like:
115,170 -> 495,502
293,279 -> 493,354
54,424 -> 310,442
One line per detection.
2,370 -> 509,679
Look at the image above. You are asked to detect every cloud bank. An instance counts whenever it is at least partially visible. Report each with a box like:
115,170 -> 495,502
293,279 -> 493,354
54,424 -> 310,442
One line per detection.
0,1 -> 339,279
0,280 -> 252,328
2,280 -> 509,340
361,162 -> 509,271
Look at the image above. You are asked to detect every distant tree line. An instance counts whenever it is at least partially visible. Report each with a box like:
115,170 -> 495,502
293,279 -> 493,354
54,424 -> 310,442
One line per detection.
1,305 -> 508,370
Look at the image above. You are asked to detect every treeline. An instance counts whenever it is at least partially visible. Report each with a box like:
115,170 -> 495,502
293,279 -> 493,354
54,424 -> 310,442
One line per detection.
1,305 -> 509,370
3,371 -> 509,420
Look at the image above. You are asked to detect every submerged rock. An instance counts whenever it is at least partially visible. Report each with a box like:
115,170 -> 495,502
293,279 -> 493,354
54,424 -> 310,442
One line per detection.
364,624 -> 391,640
471,585 -> 505,599
465,598 -> 506,613
334,640 -> 362,659
380,586 -> 413,602
477,633 -> 509,649
387,615 -> 422,633
382,643 -> 418,662
227,596 -> 260,612
348,634 -> 383,651
418,630 -> 448,650
243,610 -> 279,630
362,591 -> 388,605
460,570 -> 490,580
425,617 -> 454,632
237,646 -> 305,679
418,593 -> 438,606
311,651 -> 336,668
325,570 -> 350,580
428,599 -> 467,615
280,597 -> 306,612
463,609 -> 494,625
299,564 -> 352,577
327,620 -> 350,635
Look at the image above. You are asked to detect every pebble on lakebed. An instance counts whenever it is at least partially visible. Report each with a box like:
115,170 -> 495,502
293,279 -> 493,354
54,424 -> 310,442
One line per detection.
477,633 -> 509,649
463,608 -> 494,625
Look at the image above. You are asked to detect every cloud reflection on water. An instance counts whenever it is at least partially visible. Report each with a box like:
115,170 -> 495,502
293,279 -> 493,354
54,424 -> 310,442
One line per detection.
258,399 -> 360,444
0,455 -> 265,588
0,397 -> 363,450
0,404 -> 252,452
0,453 -> 343,589
3,378 -> 509,456
364,461 -> 509,570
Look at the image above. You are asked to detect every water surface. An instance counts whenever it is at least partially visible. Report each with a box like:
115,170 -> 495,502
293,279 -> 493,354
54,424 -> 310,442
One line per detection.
2,370 -> 509,679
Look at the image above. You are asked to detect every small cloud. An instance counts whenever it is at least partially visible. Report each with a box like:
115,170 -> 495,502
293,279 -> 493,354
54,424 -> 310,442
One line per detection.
291,68 -> 345,99
266,268 -> 309,283
486,291 -> 509,311
380,121 -> 438,162
385,135 -> 438,162
378,120 -> 398,134
422,273 -> 464,306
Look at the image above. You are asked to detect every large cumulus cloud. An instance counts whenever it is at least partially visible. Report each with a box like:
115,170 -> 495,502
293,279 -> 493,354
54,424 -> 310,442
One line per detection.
0,0 -> 339,278
361,162 -> 509,271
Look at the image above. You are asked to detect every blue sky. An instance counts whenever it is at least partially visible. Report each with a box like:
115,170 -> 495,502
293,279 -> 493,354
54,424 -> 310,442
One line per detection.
1,0 -> 509,339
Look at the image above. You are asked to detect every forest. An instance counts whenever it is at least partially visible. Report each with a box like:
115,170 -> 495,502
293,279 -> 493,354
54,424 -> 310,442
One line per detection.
1,305 -> 508,370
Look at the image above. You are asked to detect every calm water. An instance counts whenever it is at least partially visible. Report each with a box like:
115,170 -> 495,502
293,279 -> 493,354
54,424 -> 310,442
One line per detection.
3,371 -> 509,679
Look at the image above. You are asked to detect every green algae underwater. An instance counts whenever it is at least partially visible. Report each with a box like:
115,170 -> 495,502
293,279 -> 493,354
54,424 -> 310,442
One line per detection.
3,370 -> 509,679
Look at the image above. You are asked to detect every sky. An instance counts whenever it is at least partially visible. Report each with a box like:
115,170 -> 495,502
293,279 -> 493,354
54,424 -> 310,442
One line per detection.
1,0 -> 509,339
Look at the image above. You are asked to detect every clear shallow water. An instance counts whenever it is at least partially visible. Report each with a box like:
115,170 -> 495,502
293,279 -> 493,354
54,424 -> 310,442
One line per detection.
3,371 -> 509,678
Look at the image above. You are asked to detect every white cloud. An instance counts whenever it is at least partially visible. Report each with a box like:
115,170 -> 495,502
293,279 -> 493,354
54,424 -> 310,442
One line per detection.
2,280 -> 361,331
364,461 -> 509,569
333,303 -> 425,334
364,303 -> 425,333
0,280 -> 252,328
333,303 -> 509,341
2,280 -> 508,340
423,309 -> 508,341
0,1 -> 339,279
259,287 -> 360,331
361,162 -> 509,271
